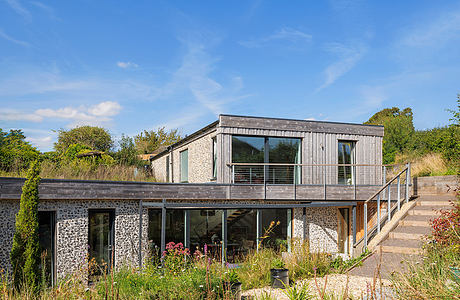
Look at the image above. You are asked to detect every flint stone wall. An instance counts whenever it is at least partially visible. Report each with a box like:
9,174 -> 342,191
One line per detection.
0,199 -> 149,279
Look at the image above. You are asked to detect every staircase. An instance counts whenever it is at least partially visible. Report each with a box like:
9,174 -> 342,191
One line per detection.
350,191 -> 456,278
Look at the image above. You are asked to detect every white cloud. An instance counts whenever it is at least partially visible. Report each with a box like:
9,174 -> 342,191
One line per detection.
0,28 -> 30,47
117,61 -> 138,69
0,101 -> 122,126
5,0 -> 31,21
316,42 -> 366,92
240,27 -> 312,48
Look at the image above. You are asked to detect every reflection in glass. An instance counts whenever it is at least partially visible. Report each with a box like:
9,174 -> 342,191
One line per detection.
148,209 -> 185,254
38,211 -> 55,286
338,141 -> 355,185
89,210 -> 114,274
268,138 -> 301,184
338,208 -> 350,254
190,210 -> 222,257
232,136 -> 265,183
227,209 -> 257,261
261,209 -> 288,250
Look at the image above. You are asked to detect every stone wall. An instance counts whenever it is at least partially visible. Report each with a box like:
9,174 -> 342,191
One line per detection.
151,129 -> 217,183
0,199 -> 149,279
292,207 -> 340,253
413,175 -> 459,195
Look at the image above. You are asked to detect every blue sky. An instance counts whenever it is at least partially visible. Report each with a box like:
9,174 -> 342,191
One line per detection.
1,0 -> 459,152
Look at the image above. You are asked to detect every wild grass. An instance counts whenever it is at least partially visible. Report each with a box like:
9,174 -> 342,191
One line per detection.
0,160 -> 155,182
395,152 -> 458,177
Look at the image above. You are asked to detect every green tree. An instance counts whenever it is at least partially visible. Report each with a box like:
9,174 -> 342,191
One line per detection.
365,107 -> 415,164
0,129 -> 39,173
113,135 -> 142,166
447,94 -> 460,126
10,160 -> 41,291
134,127 -> 181,154
54,126 -> 113,153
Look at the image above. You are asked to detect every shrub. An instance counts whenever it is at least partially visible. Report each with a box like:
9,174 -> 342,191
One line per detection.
429,200 -> 460,249
10,160 -> 41,292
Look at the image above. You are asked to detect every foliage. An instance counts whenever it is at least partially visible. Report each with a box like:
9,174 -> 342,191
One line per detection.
282,283 -> 313,300
135,127 -> 181,154
284,241 -> 332,281
10,160 -> 41,292
237,248 -> 278,289
271,257 -> 285,269
55,126 -> 114,153
364,107 -> 415,164
447,94 -> 460,126
113,134 -> 143,166
429,200 -> 460,248
224,269 -> 240,283
330,248 -> 370,273
0,129 -> 40,173
391,192 -> 460,299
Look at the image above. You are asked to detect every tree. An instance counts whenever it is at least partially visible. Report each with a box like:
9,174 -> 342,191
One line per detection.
10,160 -> 41,291
365,107 -> 415,164
447,94 -> 460,126
134,127 -> 181,154
113,135 -> 141,166
54,126 -> 113,153
0,129 -> 39,172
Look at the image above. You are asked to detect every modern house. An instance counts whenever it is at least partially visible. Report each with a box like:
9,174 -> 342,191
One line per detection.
0,114 -> 412,283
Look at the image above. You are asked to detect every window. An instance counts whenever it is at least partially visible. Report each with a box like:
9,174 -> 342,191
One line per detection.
338,141 -> 355,185
88,209 -> 115,275
212,137 -> 217,180
38,211 -> 56,286
338,208 -> 350,254
180,149 -> 188,182
231,136 -> 301,184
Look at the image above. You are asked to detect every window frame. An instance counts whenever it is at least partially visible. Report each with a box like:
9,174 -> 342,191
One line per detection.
337,140 -> 356,185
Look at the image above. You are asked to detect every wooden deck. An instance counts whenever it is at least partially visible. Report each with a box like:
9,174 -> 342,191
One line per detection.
0,177 -> 406,202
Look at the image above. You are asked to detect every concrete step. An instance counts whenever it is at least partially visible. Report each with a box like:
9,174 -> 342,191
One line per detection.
399,220 -> 430,227
416,194 -> 455,201
417,201 -> 451,206
393,224 -> 431,235
389,232 -> 424,240
404,214 -> 434,222
381,238 -> 422,248
409,209 -> 440,216
380,245 -> 421,255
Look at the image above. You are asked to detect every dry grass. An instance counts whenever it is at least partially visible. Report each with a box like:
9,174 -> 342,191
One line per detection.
0,161 -> 156,182
395,152 -> 452,177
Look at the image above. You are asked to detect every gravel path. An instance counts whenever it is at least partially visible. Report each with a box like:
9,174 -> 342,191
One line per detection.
242,274 -> 393,299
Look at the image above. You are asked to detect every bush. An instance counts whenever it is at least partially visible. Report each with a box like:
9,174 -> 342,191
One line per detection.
10,160 -> 41,292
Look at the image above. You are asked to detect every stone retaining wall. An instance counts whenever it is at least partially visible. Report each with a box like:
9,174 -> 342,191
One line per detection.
413,175 -> 459,195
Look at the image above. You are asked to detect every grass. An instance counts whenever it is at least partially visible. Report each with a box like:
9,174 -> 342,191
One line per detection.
394,152 -> 458,177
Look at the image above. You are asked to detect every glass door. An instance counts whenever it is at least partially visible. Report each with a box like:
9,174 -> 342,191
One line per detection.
89,209 -> 115,274
338,208 -> 350,254
38,211 -> 56,286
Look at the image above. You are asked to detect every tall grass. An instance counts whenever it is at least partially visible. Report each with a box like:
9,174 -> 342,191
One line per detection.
395,152 -> 458,177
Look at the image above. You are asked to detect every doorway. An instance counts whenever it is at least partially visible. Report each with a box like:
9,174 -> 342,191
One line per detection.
38,211 -> 56,286
338,208 -> 350,255
88,209 -> 115,274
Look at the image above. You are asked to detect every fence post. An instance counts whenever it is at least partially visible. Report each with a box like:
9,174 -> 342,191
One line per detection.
406,163 -> 411,203
387,183 -> 391,223
364,202 -> 368,250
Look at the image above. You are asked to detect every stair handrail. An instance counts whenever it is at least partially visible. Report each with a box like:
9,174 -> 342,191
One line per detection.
363,163 -> 411,250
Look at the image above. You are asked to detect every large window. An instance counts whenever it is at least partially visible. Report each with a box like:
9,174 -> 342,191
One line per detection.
148,209 -> 185,251
261,209 -> 289,250
88,209 -> 115,275
190,209 -> 223,257
232,136 -> 301,184
180,149 -> 188,182
338,141 -> 355,185
38,211 -> 56,286
227,209 -> 257,261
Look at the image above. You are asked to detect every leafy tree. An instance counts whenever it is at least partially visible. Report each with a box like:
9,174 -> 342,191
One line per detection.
114,135 -> 142,166
447,94 -> 460,126
0,129 -> 39,172
54,126 -> 113,153
365,107 -> 415,164
10,160 -> 41,291
135,127 -> 181,154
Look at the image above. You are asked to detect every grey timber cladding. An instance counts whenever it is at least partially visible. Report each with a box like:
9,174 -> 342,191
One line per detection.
219,115 -> 384,137
0,177 -> 406,201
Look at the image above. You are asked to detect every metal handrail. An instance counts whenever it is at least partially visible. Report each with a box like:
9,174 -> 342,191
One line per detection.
362,163 -> 411,250
364,167 -> 408,204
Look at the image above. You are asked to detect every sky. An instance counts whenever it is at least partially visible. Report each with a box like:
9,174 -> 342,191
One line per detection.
1,0 -> 459,152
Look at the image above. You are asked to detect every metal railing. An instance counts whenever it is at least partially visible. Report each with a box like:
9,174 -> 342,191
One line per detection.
362,163 -> 411,249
